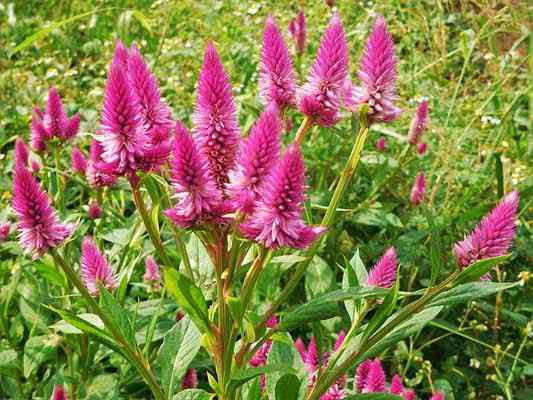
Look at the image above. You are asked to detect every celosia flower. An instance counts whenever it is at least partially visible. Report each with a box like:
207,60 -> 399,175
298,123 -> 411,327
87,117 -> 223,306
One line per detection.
181,368 -> 198,389
390,374 -> 404,395
367,247 -> 398,288
266,315 -> 279,329
143,255 -> 161,289
99,42 -> 148,184
298,14 -> 349,127
229,106 -> 281,213
240,145 -> 325,249
30,109 -> 48,152
376,136 -> 386,151
30,159 -> 41,173
288,10 -> 306,55
408,100 -> 429,145
417,142 -> 427,155
249,317 -> 278,390
86,138 -> 118,188
363,358 -> 386,393
80,237 -> 116,296
404,389 -> 416,400
165,121 -> 222,228
42,87 -> 69,139
321,385 -> 344,400
259,15 -> 297,108
15,138 -> 29,166
71,147 -> 87,175
430,391 -> 445,400
0,223 -> 10,243
51,384 -> 68,400
453,191 -> 519,274
410,172 -> 425,206
193,42 -> 240,190
88,200 -> 102,220
344,16 -> 401,123
65,113 -> 81,140
356,359 -> 373,392
12,164 -> 73,258
295,337 -> 307,360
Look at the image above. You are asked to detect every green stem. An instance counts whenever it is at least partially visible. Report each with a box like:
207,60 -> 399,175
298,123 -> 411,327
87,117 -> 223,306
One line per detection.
294,115 -> 314,145
240,247 -> 272,314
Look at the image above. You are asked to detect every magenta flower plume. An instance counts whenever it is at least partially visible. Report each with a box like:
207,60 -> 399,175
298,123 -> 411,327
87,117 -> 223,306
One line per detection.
165,121 -> 222,228
288,10 -> 306,56
356,359 -> 373,392
51,384 -> 68,400
367,247 -> 398,288
229,106 -> 281,213
333,330 -> 346,352
15,138 -> 29,166
266,315 -> 279,329
193,42 -> 240,190
363,359 -> 386,393
86,138 -> 118,188
344,16 -> 401,123
249,340 -> 273,368
259,15 -> 297,109
410,172 -> 426,206
31,159 -> 41,173
417,142 -> 427,155
12,165 -> 73,258
298,14 -> 349,127
65,113 -> 81,139
454,191 -> 519,272
43,87 -> 69,139
181,368 -> 198,390
404,389 -> 416,400
99,42 -> 148,183
240,145 -> 325,249
127,44 -> 173,171
143,255 -> 161,288
31,109 -> 48,152
376,136 -> 386,152
305,336 -> 320,373
390,374 -> 404,395
0,223 -> 11,243
71,147 -> 87,175
80,237 -> 116,296
88,200 -> 102,220
430,392 -> 445,400
408,100 -> 429,145
321,385 -> 345,400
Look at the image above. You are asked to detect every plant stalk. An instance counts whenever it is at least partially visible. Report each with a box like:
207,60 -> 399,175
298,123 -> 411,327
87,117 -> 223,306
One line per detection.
294,115 -> 314,145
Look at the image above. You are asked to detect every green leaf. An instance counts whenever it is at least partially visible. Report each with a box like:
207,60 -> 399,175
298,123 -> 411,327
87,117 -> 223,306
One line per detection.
19,297 -> 49,333
23,334 -> 61,377
422,206 -> 443,285
430,282 -> 519,307
51,313 -> 104,333
86,374 -> 119,400
0,349 -> 18,370
227,296 -> 244,324
455,255 -> 510,284
305,256 -> 336,299
99,289 -> 136,347
275,373 -> 301,400
164,268 -> 211,333
131,9 -> 153,34
158,316 -> 201,397
182,235 -> 216,300
278,286 -> 387,331
172,389 -> 213,400
350,250 -> 368,285
362,276 -> 400,342
231,364 -> 297,387
345,394 -> 404,399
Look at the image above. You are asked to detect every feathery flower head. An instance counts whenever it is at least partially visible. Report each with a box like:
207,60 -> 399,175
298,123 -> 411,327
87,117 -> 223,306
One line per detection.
0,222 -> 10,243
249,340 -> 273,368
143,255 -> 161,288
266,315 -> 279,329
430,392 -> 445,400
259,15 -> 297,109
30,158 -> 41,173
304,335 -> 320,373
356,359 -> 373,392
71,147 -> 87,175
333,330 -> 346,352
15,138 -> 29,166
363,358 -> 386,393
51,384 -> 68,400
344,16 -> 401,123
165,121 -> 222,228
404,389 -> 416,400
43,87 -> 69,139
181,368 -> 198,390
288,10 -> 306,55
408,100 -> 429,145
410,172 -> 426,206
417,142 -> 427,155
240,145 -> 325,249
376,136 -> 386,152
298,14 -> 349,127
367,247 -> 398,288
321,384 -> 345,400
80,237 -> 116,296
12,164 -> 73,258
86,138 -> 118,188
390,374 -> 404,395
31,109 -> 48,152
454,191 -> 519,271
193,42 -> 240,190
65,113 -> 81,140
88,200 -> 102,220
99,42 -> 148,183
229,106 -> 281,213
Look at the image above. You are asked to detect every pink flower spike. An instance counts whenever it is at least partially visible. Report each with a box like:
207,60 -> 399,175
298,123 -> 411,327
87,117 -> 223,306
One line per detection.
295,337 -> 307,361
143,255 -> 161,288
0,222 -> 10,243
12,164 -> 73,258
376,136 -> 386,152
266,315 -> 279,329
321,384 -> 345,400
260,15 -> 297,109
43,87 -> 69,139
333,330 -> 345,352
430,391 -> 445,400
65,113 -> 81,140
454,191 -> 519,270
240,145 -> 325,250
165,121 -> 222,228
80,237 -> 116,296
51,384 -> 68,400
86,138 -> 118,188
304,336 -> 319,373
367,247 -> 398,288
15,138 -> 30,166
298,13 -> 349,127
403,389 -> 416,400
289,10 -> 306,56
71,147 -> 87,175
408,100 -> 429,145
31,111 -> 48,152
356,359 -> 373,392
363,358 -> 386,393
181,368 -> 198,389
30,159 -> 41,173
193,42 -> 240,191
229,106 -> 281,214
410,172 -> 426,206
390,374 -> 404,394
345,16 -> 401,123
417,142 -> 427,155
88,200 -> 102,220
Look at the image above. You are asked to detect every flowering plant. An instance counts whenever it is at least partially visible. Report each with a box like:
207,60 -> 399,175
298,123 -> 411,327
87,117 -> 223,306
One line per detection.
4,9 -> 523,400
